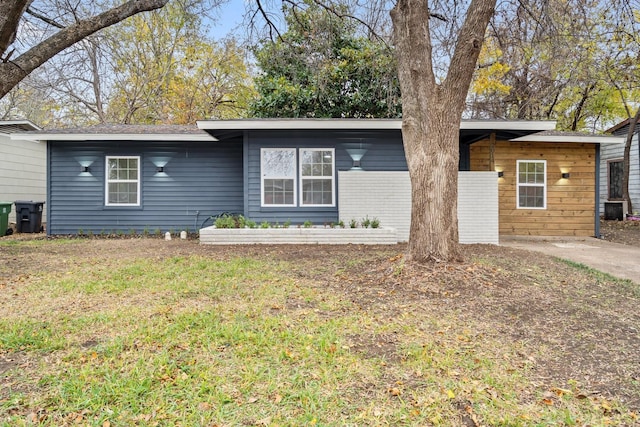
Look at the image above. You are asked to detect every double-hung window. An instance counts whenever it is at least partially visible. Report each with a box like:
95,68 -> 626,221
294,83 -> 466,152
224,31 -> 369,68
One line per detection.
106,156 -> 140,206
261,148 -> 296,206
300,149 -> 335,206
517,160 -> 546,209
260,148 -> 335,207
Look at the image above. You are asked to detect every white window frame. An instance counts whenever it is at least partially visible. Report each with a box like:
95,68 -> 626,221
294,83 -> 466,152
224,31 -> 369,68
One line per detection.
261,148 -> 297,207
516,160 -> 546,209
105,156 -> 141,206
299,148 -> 336,207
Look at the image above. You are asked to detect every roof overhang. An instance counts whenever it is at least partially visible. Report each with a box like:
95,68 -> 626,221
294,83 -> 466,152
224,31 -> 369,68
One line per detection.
510,134 -> 625,144
0,120 -> 41,132
197,118 -> 557,132
10,132 -> 218,142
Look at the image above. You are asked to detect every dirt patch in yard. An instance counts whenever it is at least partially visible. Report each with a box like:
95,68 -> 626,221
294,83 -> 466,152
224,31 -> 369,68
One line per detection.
1,236 -> 639,412
600,219 -> 640,247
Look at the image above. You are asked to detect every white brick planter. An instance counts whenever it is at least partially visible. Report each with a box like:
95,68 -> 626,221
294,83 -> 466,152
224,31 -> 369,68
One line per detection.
199,226 -> 398,245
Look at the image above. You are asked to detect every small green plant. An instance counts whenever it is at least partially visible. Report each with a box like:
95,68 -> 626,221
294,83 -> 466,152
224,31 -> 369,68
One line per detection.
303,220 -> 313,228
215,214 -> 236,229
129,228 -> 137,236
260,221 -> 270,229
361,216 -> 371,228
283,219 -> 291,228
87,230 -> 94,238
329,222 -> 337,228
154,228 -> 162,237
142,227 -> 150,237
370,218 -> 380,228
349,219 -> 358,228
246,219 -> 257,229
77,229 -> 84,236
338,220 -> 345,228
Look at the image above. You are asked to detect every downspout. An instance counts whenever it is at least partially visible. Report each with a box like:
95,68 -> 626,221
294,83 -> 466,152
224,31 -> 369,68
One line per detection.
46,140 -> 51,236
243,130 -> 249,217
594,144 -> 600,238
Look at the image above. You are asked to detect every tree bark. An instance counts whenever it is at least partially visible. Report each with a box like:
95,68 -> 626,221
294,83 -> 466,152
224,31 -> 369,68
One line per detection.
622,106 -> 640,214
0,0 -> 30,58
391,0 -> 496,263
0,0 -> 169,99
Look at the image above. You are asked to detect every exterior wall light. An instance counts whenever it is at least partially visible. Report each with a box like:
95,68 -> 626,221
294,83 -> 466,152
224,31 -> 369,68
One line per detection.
497,171 -> 504,178
81,166 -> 90,173
561,172 -> 570,179
156,166 -> 164,173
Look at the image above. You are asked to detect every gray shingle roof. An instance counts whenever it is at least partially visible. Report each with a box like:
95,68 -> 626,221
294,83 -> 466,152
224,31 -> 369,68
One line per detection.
33,123 -> 207,135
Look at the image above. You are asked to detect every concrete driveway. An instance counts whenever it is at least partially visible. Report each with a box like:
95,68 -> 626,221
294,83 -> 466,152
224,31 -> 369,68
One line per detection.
500,236 -> 640,283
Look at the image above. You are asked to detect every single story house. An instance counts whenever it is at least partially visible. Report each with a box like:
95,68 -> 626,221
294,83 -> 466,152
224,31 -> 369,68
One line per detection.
0,120 -> 46,225
600,117 -> 640,217
12,119 -> 623,242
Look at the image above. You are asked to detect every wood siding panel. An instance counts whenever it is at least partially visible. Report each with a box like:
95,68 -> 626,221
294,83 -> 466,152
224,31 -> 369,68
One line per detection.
48,140 -> 243,234
471,140 -> 596,236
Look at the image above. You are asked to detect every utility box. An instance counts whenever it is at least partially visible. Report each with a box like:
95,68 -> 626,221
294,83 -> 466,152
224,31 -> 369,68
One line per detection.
604,201 -> 627,221
14,201 -> 44,233
0,202 -> 11,236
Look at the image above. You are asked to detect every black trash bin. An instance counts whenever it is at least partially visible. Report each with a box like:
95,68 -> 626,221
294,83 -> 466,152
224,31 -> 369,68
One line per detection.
14,201 -> 44,233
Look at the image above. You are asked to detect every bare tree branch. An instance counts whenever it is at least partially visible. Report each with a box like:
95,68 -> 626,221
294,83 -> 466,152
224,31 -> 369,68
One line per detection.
0,0 -> 169,99
26,6 -> 65,29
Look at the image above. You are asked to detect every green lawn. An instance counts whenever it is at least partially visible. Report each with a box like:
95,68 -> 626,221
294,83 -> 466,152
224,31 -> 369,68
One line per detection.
0,239 -> 637,426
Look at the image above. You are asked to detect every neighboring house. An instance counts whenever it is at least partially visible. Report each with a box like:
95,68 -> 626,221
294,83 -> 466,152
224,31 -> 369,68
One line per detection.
13,120 -> 623,242
600,117 -> 640,217
0,120 -> 46,225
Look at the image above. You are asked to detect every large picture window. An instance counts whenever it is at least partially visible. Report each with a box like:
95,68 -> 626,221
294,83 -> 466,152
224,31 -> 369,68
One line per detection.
608,159 -> 624,200
106,156 -> 140,206
260,148 -> 335,207
300,149 -> 335,206
261,148 -> 296,206
517,160 -> 546,209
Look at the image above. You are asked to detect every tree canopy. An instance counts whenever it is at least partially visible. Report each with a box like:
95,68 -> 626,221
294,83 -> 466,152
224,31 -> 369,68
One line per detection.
249,1 -> 401,118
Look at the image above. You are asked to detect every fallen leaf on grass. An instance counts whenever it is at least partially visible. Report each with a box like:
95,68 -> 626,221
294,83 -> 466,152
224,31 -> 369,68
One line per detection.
551,387 -> 572,397
256,416 -> 272,426
198,402 -> 212,411
388,387 -> 402,396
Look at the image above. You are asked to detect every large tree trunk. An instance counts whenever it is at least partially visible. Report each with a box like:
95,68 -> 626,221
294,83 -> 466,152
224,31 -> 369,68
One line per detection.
0,0 -> 168,99
391,0 -> 496,263
622,106 -> 640,214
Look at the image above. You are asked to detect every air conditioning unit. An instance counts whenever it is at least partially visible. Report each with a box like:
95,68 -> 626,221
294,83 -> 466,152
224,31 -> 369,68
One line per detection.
604,201 -> 628,221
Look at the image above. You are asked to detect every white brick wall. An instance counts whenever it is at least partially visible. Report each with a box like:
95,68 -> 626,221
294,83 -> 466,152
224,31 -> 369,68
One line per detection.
338,171 -> 499,244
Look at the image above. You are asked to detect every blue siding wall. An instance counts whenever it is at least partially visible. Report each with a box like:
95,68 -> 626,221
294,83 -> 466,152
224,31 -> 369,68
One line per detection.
48,140 -> 243,234
246,130 -> 406,225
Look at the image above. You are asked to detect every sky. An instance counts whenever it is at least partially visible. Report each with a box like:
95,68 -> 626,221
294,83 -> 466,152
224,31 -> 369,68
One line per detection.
207,0 -> 251,40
